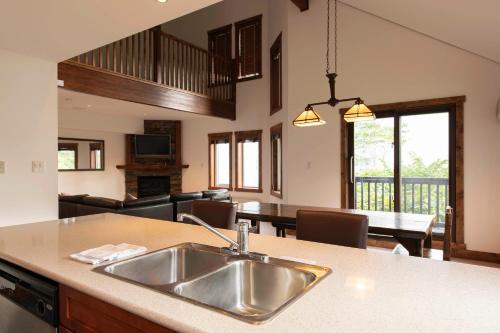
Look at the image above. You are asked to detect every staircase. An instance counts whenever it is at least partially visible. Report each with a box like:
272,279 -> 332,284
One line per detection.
58,27 -> 236,120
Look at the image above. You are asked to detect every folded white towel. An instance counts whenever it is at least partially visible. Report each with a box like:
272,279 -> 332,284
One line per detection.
70,243 -> 147,265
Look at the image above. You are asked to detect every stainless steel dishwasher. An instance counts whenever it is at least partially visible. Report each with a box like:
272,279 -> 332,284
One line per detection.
0,260 -> 58,333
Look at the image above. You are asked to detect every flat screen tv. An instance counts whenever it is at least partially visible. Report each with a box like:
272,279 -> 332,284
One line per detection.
134,134 -> 171,157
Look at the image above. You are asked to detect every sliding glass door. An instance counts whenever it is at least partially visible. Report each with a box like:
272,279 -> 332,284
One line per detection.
348,108 -> 453,227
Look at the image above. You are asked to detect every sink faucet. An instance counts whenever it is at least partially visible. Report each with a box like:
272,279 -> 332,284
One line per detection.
177,213 -> 249,254
177,214 -> 267,261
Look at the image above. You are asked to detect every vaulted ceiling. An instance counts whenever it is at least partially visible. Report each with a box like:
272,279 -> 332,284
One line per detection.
340,0 -> 500,64
0,0 -> 221,62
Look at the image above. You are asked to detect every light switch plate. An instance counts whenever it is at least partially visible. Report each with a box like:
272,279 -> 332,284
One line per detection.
0,161 -> 5,174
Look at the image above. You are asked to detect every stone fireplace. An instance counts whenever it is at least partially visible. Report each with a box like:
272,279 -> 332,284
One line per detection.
120,120 -> 187,197
137,176 -> 171,198
126,170 -> 181,197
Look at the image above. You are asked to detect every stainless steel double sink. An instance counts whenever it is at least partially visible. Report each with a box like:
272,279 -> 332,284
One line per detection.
93,243 -> 331,324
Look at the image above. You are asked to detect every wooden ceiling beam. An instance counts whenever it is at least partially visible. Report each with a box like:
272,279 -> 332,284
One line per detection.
290,0 -> 309,11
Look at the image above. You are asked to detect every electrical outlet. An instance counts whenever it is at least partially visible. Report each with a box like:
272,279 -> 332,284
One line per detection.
0,161 -> 5,174
32,161 -> 45,173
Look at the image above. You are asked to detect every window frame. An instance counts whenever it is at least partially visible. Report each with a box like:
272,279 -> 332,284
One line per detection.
235,130 -> 263,193
270,33 -> 282,114
340,96 -> 465,243
270,123 -> 283,198
208,132 -> 233,190
234,15 -> 263,82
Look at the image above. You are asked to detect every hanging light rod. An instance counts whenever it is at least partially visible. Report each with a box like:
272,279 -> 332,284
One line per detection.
293,0 -> 375,127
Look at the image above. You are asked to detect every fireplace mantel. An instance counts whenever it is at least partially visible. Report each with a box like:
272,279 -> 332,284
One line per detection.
116,164 -> 189,171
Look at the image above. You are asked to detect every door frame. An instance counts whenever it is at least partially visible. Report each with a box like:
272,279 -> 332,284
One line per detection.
340,96 -> 465,244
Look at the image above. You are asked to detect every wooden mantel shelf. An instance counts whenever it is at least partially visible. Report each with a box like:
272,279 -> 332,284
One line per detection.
116,164 -> 189,171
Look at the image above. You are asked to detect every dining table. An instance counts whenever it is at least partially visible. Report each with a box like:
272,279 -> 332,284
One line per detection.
236,201 -> 436,257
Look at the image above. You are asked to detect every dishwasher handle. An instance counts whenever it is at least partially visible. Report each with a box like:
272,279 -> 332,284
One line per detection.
0,272 -> 17,292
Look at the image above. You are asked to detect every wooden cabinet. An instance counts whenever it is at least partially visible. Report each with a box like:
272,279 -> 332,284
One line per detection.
59,285 -> 176,333
59,326 -> 74,333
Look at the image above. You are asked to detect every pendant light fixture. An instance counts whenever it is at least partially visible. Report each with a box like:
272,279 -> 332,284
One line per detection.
293,0 -> 375,127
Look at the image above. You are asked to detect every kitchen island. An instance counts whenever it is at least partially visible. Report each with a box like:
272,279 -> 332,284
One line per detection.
0,213 -> 499,332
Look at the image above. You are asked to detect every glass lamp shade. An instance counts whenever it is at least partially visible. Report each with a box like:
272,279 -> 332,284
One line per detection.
343,102 -> 376,123
293,107 -> 326,127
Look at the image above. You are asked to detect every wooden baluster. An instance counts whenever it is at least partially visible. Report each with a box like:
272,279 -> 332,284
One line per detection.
166,37 -> 170,86
182,44 -> 186,90
124,38 -> 128,74
382,182 -> 385,211
443,207 -> 453,261
427,183 -> 431,214
420,184 -> 423,213
187,44 -> 190,91
389,181 -> 392,211
175,41 -> 182,89
191,47 -> 195,93
134,34 -> 139,78
361,180 -> 365,209
107,44 -> 111,71
436,184 -> 440,222
120,39 -> 125,73
160,36 -> 164,84
411,183 -> 415,213
101,47 -> 104,69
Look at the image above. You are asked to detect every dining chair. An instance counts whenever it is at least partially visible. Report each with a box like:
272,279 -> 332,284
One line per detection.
443,206 -> 453,261
190,200 -> 237,230
296,210 -> 369,249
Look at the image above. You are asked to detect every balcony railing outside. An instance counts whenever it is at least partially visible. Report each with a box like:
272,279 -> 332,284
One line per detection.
355,176 -> 449,223
69,28 -> 235,103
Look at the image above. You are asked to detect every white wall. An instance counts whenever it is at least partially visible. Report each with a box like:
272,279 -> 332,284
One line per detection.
285,1 -> 500,253
164,0 -> 289,202
58,108 -> 143,200
0,49 -> 58,226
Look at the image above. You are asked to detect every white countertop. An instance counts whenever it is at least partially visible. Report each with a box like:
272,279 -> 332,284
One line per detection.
0,213 -> 498,332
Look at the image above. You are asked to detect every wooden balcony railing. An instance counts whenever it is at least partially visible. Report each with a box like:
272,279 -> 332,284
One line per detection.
355,176 -> 449,223
68,28 -> 235,103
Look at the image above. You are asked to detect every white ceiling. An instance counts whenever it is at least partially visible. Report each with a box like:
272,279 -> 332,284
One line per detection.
0,0 -> 221,62
58,89 -> 215,121
340,0 -> 500,64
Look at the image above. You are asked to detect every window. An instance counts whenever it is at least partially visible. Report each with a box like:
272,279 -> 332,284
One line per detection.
270,33 -> 282,114
235,15 -> 262,82
208,132 -> 232,189
235,130 -> 262,192
58,143 -> 78,170
270,123 -> 283,198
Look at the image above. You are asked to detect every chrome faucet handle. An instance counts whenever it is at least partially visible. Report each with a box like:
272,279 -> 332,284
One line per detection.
237,221 -> 250,254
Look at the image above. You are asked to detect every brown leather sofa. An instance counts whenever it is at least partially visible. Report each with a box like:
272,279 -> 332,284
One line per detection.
59,194 -> 174,221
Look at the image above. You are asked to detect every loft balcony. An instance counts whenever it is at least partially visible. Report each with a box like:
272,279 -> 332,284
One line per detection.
58,28 -> 236,120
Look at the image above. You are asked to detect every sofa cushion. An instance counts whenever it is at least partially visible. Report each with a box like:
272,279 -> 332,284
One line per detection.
82,196 -> 124,209
202,189 -> 230,200
123,194 -> 171,208
59,194 -> 89,204
170,192 -> 203,203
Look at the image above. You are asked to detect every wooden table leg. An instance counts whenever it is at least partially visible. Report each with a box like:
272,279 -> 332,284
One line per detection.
250,219 -> 260,234
424,232 -> 432,249
395,237 -> 424,257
